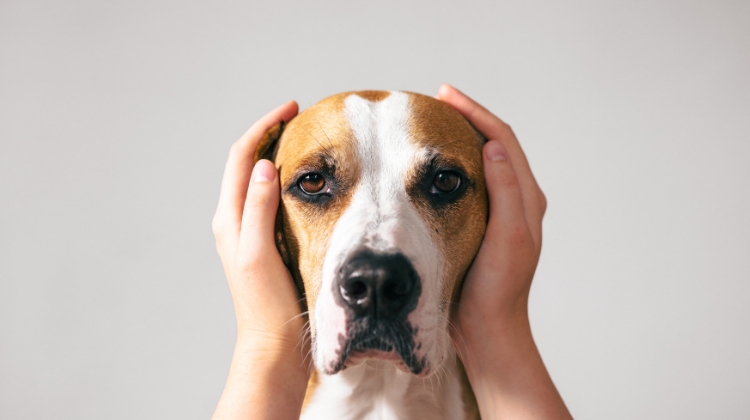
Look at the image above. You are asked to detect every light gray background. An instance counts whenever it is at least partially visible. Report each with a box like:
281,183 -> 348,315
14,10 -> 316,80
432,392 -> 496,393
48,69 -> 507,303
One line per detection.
1,0 -> 748,418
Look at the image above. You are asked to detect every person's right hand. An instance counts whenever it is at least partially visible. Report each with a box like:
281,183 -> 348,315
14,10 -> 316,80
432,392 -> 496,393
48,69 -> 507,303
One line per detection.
212,100 -> 303,351
211,101 -> 310,420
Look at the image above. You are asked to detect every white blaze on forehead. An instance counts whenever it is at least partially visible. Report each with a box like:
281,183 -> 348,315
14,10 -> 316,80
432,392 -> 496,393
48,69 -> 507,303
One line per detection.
314,91 -> 445,371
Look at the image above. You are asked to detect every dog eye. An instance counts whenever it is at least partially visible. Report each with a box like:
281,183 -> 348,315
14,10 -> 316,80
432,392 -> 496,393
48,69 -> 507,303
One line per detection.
299,173 -> 327,194
431,171 -> 461,193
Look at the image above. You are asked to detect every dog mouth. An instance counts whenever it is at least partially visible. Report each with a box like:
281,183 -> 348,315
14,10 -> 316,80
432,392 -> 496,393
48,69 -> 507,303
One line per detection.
329,320 -> 425,375
347,348 -> 401,363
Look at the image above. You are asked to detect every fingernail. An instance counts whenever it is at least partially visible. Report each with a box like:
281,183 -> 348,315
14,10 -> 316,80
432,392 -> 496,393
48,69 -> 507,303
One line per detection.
251,160 -> 275,183
485,141 -> 507,161
438,84 -> 451,98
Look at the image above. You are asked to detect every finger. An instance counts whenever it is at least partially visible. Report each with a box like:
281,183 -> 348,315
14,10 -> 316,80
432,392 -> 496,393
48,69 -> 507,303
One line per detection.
478,140 -> 539,270
483,140 -> 528,241
437,84 -> 537,190
437,84 -> 545,247
238,159 -> 281,257
236,160 -> 302,333
214,101 -> 298,241
437,85 -> 524,162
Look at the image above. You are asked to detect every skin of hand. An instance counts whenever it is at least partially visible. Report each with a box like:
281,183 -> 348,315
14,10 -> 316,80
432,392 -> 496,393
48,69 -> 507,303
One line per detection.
211,100 -> 310,420
437,84 -> 572,420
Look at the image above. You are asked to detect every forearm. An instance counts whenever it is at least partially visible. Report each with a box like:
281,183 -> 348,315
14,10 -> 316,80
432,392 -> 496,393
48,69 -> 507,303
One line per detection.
212,336 -> 310,420
462,314 -> 572,420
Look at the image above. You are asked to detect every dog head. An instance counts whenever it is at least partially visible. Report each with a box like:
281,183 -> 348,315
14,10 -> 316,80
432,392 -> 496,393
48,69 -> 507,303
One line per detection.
257,91 -> 487,377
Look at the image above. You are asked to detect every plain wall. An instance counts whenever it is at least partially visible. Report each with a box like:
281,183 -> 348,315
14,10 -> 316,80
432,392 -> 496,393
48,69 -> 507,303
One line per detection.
1,0 -> 749,418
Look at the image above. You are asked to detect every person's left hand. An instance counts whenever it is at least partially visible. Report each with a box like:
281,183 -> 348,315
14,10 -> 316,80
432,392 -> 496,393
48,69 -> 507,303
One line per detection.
437,84 -> 570,420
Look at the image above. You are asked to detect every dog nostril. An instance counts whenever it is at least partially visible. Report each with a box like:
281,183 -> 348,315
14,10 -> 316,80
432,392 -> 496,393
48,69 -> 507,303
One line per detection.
382,279 -> 411,302
342,278 -> 368,301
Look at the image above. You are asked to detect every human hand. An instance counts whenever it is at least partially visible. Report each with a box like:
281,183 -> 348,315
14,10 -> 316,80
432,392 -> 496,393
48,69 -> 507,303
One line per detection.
212,100 -> 304,350
437,85 -> 570,420
211,101 -> 309,420
438,84 -> 546,342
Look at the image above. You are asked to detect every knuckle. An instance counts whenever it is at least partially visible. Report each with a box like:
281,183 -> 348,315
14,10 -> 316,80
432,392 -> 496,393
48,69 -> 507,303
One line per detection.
495,119 -> 512,134
228,142 -> 241,157
539,190 -> 548,214
495,169 -> 519,188
505,225 -> 538,259
236,253 -> 263,275
244,195 -> 263,212
246,189 -> 270,210
211,215 -> 226,237
508,223 -> 531,247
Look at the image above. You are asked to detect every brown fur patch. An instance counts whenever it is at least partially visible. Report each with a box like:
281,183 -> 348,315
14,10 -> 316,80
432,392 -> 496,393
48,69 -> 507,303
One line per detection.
353,90 -> 391,102
404,92 -> 488,303
254,120 -> 285,163
273,92 -> 361,316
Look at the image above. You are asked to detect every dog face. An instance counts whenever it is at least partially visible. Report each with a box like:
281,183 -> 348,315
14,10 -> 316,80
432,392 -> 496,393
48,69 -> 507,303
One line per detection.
262,91 -> 487,377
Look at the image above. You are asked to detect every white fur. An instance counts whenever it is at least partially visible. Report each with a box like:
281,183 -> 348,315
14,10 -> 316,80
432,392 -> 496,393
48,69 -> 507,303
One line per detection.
306,91 -> 463,418
302,353 -> 465,420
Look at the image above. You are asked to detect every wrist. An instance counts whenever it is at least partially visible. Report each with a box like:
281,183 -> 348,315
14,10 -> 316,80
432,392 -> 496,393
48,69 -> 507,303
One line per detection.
233,334 -> 311,398
236,329 -> 309,369
459,310 -> 534,376
457,299 -> 530,354
212,328 -> 310,420
457,312 -> 568,420
236,313 -> 307,351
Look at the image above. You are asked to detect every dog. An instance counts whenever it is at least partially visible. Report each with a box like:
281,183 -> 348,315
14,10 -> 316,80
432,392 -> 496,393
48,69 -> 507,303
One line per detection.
254,90 -> 488,419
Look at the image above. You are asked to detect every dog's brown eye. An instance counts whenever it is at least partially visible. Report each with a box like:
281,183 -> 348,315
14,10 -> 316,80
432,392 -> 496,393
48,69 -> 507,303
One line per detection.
432,171 -> 460,193
299,173 -> 326,194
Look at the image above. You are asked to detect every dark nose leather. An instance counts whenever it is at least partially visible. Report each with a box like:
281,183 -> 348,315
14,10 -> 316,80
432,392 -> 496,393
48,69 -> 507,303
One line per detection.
337,250 -> 420,319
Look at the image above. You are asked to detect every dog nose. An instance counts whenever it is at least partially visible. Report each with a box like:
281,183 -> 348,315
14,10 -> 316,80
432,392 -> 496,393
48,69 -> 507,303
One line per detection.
337,250 -> 420,319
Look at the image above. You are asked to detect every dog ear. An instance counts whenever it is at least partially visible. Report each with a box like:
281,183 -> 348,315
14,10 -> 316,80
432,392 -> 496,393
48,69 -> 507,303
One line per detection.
474,128 -> 487,145
274,211 -> 293,269
466,118 -> 487,145
254,120 -> 286,163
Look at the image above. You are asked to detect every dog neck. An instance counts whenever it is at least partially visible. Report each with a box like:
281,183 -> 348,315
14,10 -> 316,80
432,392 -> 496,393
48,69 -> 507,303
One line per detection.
301,350 -> 474,420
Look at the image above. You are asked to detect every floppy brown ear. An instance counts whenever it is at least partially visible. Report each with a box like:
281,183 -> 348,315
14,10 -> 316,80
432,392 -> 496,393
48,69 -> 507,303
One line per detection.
475,128 -> 487,145
253,120 -> 286,163
466,118 -> 487,145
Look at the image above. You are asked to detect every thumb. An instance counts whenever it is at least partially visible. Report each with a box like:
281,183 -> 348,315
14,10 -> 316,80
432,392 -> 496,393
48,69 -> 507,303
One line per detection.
482,140 -> 530,250
239,159 -> 280,254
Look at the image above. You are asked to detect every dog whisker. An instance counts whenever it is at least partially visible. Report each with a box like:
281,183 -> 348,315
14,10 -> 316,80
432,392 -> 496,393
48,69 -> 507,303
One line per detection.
314,118 -> 335,151
301,124 -> 334,158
